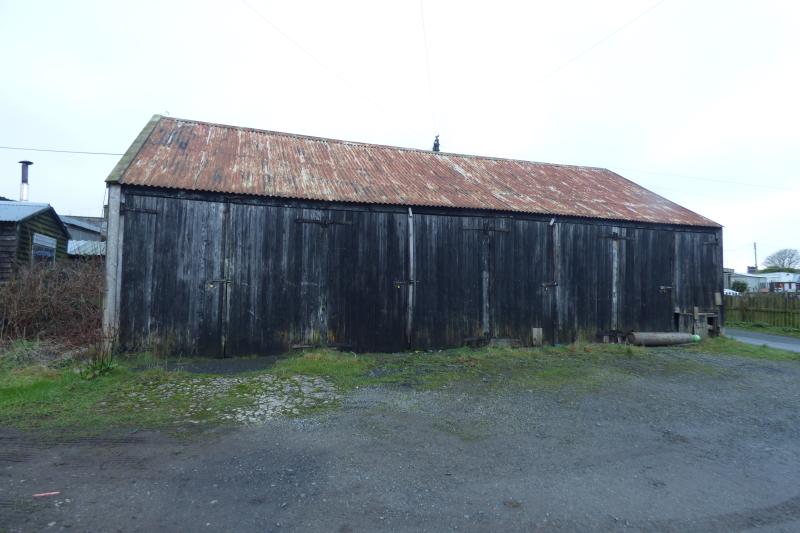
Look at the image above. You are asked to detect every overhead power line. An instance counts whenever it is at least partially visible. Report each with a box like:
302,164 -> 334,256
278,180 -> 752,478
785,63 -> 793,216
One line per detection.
239,0 -> 389,116
0,145 -> 123,156
538,0 -> 668,83
1,146 -> 788,191
420,0 -> 437,133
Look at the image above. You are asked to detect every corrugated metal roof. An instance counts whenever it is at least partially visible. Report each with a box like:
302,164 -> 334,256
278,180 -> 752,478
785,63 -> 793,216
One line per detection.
0,201 -> 49,222
67,240 -> 106,256
109,115 -> 720,227
60,215 -> 103,233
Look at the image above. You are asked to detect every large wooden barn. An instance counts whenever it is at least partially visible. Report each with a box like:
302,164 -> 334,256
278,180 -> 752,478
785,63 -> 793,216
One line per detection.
104,115 -> 723,356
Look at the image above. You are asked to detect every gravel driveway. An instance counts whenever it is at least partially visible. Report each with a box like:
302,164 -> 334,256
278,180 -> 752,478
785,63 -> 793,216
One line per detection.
2,349 -> 800,532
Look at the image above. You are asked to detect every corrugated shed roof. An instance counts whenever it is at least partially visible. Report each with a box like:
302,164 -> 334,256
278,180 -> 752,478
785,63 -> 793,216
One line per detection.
0,201 -> 49,222
109,115 -> 720,227
67,240 -> 106,256
60,215 -> 103,233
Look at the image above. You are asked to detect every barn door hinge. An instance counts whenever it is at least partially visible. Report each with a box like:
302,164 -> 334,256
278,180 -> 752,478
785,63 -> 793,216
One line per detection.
295,217 -> 352,227
393,279 -> 420,288
659,285 -> 673,293
462,222 -> 509,234
120,205 -> 159,215
541,281 -> 558,289
203,279 -> 230,289
603,231 -> 631,241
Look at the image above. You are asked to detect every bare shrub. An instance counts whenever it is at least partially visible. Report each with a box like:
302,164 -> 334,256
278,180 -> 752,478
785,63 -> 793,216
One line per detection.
0,260 -> 105,352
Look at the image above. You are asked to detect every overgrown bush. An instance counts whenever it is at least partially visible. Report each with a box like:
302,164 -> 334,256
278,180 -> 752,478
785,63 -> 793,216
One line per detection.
731,281 -> 748,293
0,260 -> 105,351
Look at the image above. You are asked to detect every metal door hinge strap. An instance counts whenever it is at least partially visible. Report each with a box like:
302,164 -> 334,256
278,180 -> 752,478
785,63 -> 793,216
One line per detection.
203,279 -> 230,289
394,279 -> 420,288
295,217 -> 351,227
604,232 -> 631,241
120,206 -> 159,215
463,223 -> 509,233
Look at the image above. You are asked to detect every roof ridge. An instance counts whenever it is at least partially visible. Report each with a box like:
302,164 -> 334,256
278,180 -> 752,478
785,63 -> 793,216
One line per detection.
163,115 -> 611,172
0,200 -> 50,206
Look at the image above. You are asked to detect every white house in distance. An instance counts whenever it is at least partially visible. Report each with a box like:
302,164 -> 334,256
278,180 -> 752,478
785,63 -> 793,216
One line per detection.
730,271 -> 800,293
762,271 -> 800,293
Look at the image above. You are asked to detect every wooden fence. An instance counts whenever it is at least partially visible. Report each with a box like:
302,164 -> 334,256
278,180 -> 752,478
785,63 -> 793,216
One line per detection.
725,293 -> 800,328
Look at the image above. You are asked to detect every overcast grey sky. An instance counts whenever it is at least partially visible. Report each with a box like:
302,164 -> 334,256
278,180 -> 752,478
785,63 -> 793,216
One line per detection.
1,0 -> 797,272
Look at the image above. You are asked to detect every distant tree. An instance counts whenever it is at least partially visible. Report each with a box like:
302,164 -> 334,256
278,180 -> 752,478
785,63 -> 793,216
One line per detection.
760,266 -> 800,274
731,281 -> 748,293
763,248 -> 800,270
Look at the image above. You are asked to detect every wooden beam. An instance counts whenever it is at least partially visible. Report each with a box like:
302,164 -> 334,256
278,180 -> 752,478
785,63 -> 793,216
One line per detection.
102,184 -> 124,349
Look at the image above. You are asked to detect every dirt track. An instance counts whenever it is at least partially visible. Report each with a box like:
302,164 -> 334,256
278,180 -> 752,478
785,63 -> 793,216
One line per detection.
2,349 -> 800,532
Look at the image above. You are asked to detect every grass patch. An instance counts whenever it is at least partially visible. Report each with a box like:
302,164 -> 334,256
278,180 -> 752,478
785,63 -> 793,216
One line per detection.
5,336 -> 783,435
0,366 -> 154,431
687,336 -> 800,362
271,349 -> 374,389
726,320 -> 800,340
268,342 -> 706,392
0,345 -> 341,433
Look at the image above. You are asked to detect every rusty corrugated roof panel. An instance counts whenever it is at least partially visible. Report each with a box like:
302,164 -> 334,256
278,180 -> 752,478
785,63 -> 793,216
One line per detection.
109,115 -> 720,227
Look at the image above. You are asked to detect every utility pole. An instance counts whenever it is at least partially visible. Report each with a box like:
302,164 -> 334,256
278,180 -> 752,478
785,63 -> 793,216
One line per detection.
753,242 -> 758,269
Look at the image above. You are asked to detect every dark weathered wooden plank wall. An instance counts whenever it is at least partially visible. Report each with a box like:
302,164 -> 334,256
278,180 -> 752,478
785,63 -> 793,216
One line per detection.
554,222 -> 614,342
619,228 -> 675,333
224,205 -> 408,354
489,218 -> 550,343
0,223 -> 17,282
119,195 -> 225,355
673,231 -> 722,312
16,212 -> 68,262
116,189 -> 722,356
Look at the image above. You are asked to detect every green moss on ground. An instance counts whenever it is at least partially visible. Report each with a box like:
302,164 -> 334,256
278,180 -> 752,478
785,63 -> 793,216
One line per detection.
1,336 -> 795,434
272,342 -> 712,391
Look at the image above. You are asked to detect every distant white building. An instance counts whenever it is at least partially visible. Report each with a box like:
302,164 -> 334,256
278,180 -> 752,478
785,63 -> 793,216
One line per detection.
761,271 -> 800,293
730,272 -> 768,292
730,271 -> 799,293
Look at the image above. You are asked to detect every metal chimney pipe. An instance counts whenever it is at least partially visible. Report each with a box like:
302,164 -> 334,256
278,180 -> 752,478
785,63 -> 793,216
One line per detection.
19,160 -> 32,201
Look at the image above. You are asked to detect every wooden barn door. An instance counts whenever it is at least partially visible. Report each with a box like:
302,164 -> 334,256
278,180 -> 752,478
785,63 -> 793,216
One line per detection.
119,194 -> 226,356
221,203 -> 332,356
221,203 -> 409,355
409,214 -> 485,348
619,228 -> 675,332
410,214 -> 555,347
488,218 -> 551,344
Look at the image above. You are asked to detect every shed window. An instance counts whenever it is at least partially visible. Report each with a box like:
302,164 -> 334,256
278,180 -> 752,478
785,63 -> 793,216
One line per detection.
32,233 -> 57,264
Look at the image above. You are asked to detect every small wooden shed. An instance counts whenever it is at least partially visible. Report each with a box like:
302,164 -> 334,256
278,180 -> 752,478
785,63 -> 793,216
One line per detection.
0,201 -> 69,282
104,115 -> 724,356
